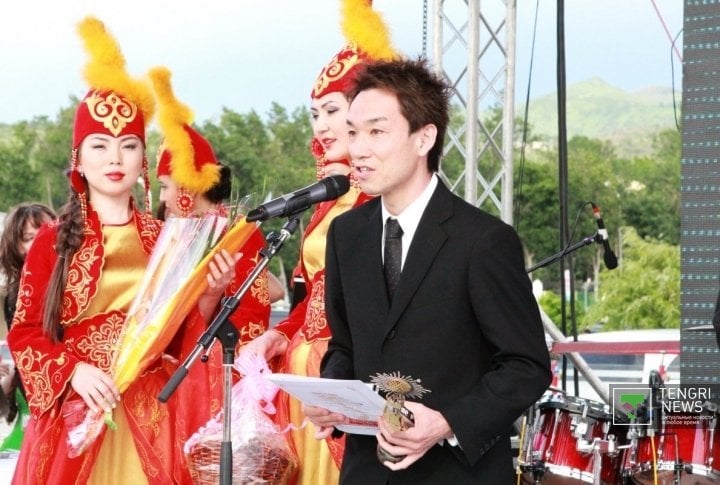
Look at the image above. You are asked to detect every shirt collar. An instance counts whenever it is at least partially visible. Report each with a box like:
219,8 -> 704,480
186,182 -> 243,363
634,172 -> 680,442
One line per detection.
381,174 -> 438,244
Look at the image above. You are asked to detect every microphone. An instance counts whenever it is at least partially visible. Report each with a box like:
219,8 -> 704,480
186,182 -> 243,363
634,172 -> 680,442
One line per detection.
591,202 -> 618,270
246,174 -> 350,222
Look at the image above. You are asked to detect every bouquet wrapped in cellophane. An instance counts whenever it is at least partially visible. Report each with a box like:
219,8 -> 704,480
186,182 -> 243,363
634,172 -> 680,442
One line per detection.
65,211 -> 258,458
184,352 -> 297,484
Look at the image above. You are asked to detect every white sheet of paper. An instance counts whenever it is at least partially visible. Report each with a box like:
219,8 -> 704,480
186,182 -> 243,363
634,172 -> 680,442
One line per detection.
265,374 -> 385,435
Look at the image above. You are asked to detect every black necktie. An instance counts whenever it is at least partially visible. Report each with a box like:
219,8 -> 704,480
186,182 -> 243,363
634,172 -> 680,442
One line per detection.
384,217 -> 403,299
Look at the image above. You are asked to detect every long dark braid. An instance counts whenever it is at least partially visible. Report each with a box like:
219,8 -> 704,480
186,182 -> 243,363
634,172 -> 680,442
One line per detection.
42,194 -> 85,343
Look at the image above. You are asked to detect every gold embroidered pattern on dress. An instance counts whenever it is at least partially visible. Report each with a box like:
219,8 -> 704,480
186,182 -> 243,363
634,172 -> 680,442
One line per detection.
63,240 -> 101,322
303,274 -> 327,340
312,45 -> 360,97
137,211 -> 162,253
130,390 -> 167,438
12,275 -> 33,326
85,90 -> 138,136
239,321 -> 266,343
249,268 -> 271,306
37,436 -> 57,482
64,315 -> 123,372
14,347 -> 70,412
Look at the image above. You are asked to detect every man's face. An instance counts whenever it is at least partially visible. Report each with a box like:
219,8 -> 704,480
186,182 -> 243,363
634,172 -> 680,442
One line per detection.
347,88 -> 426,206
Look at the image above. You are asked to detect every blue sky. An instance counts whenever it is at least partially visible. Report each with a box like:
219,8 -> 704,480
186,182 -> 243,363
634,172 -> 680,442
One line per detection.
0,0 -> 683,124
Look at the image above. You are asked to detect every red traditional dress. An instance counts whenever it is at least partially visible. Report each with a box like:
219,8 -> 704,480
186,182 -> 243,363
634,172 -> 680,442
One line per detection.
7,204 -> 195,485
273,186 -> 371,485
147,66 -> 273,459
169,224 -> 271,452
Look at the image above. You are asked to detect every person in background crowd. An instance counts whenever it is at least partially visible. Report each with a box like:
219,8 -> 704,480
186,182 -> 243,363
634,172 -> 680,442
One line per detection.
304,57 -> 552,484
7,17 -> 237,484
238,0 -> 396,482
0,202 -> 56,452
1,203 -> 57,330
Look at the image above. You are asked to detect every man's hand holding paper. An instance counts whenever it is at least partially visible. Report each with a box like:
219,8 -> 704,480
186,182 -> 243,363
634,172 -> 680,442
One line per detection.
264,374 -> 385,435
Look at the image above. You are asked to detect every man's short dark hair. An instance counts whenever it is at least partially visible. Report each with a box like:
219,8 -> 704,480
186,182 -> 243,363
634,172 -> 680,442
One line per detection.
349,57 -> 451,172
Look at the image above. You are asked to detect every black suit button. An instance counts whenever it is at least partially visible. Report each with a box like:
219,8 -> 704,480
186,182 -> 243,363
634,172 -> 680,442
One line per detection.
387,329 -> 397,340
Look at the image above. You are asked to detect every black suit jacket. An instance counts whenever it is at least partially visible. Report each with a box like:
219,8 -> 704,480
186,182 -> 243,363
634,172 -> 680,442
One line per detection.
321,181 -> 551,484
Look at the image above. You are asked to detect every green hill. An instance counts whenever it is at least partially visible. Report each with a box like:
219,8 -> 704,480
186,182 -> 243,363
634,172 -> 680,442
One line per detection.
520,77 -> 680,157
1,79 -> 681,158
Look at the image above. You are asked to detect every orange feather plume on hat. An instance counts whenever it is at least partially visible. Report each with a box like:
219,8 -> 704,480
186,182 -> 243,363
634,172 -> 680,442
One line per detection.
149,66 -> 221,194
341,0 -> 397,62
78,17 -> 155,122
311,0 -> 398,100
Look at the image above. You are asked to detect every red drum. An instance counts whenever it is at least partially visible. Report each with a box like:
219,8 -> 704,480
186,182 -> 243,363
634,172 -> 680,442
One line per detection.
623,408 -> 720,484
520,392 -> 622,484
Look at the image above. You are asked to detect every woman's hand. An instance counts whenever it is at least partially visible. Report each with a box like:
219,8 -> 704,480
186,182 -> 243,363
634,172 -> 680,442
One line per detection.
237,330 -> 288,363
205,249 -> 242,295
197,249 -> 242,321
0,362 -> 13,396
70,362 -> 120,413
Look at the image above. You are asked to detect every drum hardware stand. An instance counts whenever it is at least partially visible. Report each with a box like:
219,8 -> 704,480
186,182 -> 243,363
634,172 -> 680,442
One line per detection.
518,404 -> 550,484
665,432 -> 685,485
577,435 -> 617,485
521,460 -> 547,484
648,430 -> 683,485
570,399 -> 598,442
706,400 -> 717,471
571,399 -> 618,485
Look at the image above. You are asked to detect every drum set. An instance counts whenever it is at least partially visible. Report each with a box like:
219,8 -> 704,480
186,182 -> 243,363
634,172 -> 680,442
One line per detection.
517,389 -> 720,484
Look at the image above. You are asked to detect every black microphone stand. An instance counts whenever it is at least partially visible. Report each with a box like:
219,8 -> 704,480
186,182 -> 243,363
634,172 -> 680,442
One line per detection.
159,215 -> 302,485
526,232 -> 603,273
526,232 -> 606,400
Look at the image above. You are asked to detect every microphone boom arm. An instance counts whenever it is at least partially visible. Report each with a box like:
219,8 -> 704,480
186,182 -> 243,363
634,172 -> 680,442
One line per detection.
526,232 -> 605,273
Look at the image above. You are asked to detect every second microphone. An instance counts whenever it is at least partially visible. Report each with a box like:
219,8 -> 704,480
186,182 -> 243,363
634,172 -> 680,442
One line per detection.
246,174 -> 351,222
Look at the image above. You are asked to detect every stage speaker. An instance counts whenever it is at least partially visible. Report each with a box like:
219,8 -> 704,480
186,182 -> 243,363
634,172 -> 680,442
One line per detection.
680,1 -> 720,392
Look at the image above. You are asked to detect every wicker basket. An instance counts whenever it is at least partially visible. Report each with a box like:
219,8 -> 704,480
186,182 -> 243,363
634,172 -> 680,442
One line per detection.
187,433 -> 296,484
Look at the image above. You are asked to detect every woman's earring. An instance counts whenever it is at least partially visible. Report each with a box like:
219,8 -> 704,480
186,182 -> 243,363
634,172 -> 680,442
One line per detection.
176,188 -> 195,217
142,156 -> 151,214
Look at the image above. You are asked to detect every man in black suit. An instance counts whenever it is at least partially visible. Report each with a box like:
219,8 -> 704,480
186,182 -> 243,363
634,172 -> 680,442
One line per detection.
304,58 -> 551,484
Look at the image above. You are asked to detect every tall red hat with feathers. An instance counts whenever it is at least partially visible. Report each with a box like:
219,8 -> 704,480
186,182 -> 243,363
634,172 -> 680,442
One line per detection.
70,17 -> 155,213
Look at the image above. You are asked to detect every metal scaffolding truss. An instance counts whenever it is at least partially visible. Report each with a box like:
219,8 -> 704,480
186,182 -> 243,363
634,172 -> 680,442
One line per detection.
431,0 -> 515,223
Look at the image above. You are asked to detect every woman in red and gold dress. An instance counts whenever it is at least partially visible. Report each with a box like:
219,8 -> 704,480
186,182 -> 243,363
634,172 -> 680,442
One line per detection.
147,66 -> 273,451
7,18 -> 237,485
238,1 -> 397,483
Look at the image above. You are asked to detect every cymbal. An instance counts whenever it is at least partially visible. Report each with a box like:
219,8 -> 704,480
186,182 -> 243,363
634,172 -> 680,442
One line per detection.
685,324 -> 716,332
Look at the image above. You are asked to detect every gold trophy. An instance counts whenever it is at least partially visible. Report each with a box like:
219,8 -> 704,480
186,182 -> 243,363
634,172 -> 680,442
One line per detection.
371,372 -> 430,464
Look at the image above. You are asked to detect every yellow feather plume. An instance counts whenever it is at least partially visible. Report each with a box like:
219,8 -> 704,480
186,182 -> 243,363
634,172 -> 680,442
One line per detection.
77,16 -> 155,124
149,66 -> 219,193
341,0 -> 398,60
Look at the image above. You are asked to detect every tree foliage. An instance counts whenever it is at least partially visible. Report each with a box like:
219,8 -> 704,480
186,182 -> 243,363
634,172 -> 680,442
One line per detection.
0,122 -> 45,208
0,100 -> 681,326
537,290 -> 587,336
579,227 -> 680,330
